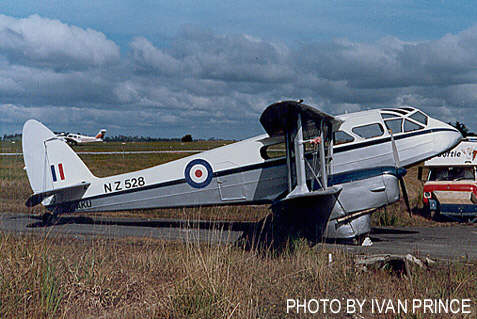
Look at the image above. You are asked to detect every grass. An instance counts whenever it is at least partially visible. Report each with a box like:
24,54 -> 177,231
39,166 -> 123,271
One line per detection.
0,233 -> 475,318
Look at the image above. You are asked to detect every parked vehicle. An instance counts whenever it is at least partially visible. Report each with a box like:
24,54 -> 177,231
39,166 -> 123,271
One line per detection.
420,137 -> 477,221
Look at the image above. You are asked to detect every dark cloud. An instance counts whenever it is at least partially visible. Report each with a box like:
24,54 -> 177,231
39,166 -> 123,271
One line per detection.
1,14 -> 477,138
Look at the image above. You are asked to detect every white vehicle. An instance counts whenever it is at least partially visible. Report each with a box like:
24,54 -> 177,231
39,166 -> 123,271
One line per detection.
56,129 -> 106,145
421,137 -> 477,221
22,101 -> 461,242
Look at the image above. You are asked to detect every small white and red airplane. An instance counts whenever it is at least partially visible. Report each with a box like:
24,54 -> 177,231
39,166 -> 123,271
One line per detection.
56,129 -> 107,145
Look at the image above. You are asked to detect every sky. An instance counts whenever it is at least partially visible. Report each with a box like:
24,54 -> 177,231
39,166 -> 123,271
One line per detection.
1,1 -> 477,139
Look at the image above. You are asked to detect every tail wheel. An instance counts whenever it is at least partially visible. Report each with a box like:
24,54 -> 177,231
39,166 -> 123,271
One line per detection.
42,212 -> 58,225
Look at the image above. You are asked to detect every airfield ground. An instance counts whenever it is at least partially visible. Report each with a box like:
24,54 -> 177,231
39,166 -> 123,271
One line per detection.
0,140 -> 476,318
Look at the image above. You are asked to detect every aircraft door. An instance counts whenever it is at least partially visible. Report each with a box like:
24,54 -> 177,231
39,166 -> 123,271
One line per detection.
215,162 -> 247,201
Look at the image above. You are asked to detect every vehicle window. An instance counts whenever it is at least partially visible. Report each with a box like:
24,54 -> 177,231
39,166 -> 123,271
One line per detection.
409,111 -> 428,126
384,119 -> 403,134
352,123 -> 384,139
399,107 -> 414,112
404,119 -> 423,132
333,131 -> 354,145
429,167 -> 475,181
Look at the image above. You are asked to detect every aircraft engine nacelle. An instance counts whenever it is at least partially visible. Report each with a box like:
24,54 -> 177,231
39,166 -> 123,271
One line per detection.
324,167 -> 403,240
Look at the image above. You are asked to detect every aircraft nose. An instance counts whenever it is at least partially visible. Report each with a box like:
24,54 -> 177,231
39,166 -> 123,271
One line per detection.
434,122 -> 462,153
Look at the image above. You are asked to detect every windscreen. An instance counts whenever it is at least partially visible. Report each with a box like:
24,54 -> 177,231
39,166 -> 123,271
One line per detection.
429,167 -> 475,181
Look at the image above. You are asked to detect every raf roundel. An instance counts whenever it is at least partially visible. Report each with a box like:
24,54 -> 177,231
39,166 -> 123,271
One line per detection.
184,159 -> 213,188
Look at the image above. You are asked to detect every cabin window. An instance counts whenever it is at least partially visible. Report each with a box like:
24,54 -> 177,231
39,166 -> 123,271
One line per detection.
381,113 -> 401,120
403,119 -> 423,132
409,111 -> 428,126
260,143 -> 286,160
429,167 -> 475,181
333,131 -> 354,145
384,119 -> 403,134
352,123 -> 384,139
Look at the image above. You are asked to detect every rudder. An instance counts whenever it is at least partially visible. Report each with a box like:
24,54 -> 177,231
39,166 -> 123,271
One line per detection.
22,120 -> 95,195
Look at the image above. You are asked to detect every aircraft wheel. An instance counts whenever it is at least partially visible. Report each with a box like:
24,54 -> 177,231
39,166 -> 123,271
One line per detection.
351,233 -> 371,246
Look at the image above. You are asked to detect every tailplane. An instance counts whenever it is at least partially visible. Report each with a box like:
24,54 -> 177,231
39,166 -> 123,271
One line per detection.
22,120 -> 95,203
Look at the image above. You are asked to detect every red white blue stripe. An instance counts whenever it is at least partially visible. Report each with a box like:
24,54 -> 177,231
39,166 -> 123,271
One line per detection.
50,163 -> 65,182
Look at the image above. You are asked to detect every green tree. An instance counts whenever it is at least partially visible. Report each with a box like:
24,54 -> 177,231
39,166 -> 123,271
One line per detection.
449,121 -> 474,137
181,134 -> 193,142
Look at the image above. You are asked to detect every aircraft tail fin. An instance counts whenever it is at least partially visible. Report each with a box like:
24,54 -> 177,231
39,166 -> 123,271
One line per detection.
22,120 -> 95,198
95,129 -> 106,139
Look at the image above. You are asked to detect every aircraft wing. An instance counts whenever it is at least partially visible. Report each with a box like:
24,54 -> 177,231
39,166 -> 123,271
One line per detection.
259,100 -> 343,137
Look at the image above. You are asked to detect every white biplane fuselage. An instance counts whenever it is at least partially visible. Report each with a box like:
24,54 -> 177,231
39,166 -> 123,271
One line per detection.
22,103 -> 461,240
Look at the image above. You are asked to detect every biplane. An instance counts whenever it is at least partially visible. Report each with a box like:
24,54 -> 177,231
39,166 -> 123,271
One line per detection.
22,100 -> 461,241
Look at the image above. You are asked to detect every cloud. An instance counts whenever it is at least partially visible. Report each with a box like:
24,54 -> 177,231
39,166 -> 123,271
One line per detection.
130,26 -> 294,83
2,14 -> 477,138
294,28 -> 477,90
0,14 -> 120,70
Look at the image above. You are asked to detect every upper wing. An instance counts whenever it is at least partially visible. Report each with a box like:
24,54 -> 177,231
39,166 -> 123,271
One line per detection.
259,100 -> 343,137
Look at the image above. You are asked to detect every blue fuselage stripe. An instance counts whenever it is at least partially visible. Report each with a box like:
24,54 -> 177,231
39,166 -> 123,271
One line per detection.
328,166 -> 405,186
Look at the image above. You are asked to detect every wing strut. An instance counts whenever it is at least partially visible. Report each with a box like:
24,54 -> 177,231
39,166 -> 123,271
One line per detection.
288,113 -> 309,197
260,100 -> 343,199
260,100 -> 344,241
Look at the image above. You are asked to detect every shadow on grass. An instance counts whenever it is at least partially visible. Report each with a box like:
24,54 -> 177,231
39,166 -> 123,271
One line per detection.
16,213 -> 426,254
23,214 -> 255,231
370,228 -> 419,235
19,213 -> 323,253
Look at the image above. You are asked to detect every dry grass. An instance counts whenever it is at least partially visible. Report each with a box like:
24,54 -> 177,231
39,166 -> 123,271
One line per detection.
0,232 -> 475,318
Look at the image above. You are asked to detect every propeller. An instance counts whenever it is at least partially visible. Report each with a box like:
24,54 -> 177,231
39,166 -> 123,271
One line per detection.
389,129 -> 412,216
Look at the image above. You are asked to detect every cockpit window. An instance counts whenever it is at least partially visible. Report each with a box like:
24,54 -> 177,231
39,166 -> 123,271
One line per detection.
381,113 -> 401,120
334,131 -> 354,145
409,111 -> 428,126
399,107 -> 415,112
384,119 -> 403,134
352,123 -> 384,139
404,119 -> 424,132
